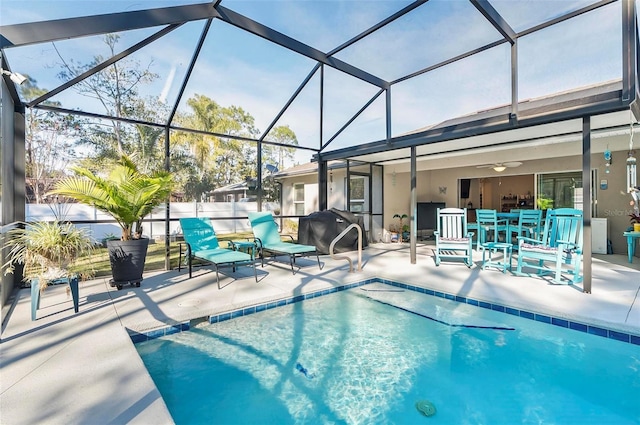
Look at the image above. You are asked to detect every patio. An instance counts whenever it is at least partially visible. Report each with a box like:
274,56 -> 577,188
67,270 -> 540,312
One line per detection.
1,243 -> 639,424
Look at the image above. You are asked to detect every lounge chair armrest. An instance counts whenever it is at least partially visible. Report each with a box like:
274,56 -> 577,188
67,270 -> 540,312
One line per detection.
253,237 -> 264,248
282,234 -> 295,242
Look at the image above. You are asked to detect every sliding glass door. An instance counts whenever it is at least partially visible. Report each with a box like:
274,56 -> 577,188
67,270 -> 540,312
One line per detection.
536,170 -> 596,214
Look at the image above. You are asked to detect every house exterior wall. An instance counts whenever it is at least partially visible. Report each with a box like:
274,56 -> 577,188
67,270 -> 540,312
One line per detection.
382,150 -> 633,255
280,167 -> 371,215
275,148 -> 635,255
280,174 -> 320,216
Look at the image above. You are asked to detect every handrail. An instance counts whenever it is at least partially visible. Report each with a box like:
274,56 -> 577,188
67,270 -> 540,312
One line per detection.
329,223 -> 362,273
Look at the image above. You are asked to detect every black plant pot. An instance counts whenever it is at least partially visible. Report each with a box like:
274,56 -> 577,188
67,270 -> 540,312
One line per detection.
107,238 -> 150,289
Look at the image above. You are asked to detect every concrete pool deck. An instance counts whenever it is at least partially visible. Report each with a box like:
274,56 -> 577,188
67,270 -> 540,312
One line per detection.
1,243 -> 639,424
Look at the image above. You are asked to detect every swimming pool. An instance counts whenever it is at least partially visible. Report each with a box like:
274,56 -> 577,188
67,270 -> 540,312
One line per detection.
136,283 -> 640,424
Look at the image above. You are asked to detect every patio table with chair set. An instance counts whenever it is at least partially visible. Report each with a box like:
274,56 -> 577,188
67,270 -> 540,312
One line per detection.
435,207 -> 582,285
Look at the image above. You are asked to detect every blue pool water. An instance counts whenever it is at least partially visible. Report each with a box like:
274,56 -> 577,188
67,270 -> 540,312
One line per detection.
136,283 -> 640,424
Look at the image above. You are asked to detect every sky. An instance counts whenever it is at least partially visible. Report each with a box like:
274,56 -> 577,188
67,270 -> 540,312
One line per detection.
0,0 -> 624,166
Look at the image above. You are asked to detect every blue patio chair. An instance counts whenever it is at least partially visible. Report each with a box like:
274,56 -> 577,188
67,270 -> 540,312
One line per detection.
515,208 -> 583,285
179,217 -> 257,288
476,209 -> 512,273
508,209 -> 543,250
247,211 -> 322,274
433,208 -> 473,267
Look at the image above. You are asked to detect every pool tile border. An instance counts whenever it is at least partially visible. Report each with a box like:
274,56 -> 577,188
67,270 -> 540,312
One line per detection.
129,277 -> 640,346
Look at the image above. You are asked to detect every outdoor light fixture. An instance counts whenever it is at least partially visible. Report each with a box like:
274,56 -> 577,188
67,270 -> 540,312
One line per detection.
1,69 -> 27,85
493,166 -> 507,172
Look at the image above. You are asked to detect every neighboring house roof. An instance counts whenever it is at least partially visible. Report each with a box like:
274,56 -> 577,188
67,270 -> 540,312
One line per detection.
211,180 -> 254,194
273,161 -> 349,179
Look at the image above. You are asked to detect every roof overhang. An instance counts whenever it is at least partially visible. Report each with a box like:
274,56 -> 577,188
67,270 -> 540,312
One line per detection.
316,84 -> 637,168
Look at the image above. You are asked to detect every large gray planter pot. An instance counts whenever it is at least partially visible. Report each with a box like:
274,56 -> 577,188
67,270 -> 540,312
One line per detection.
31,276 -> 79,321
107,238 -> 150,290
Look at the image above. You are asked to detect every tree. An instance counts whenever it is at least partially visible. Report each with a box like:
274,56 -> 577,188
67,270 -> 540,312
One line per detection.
261,125 -> 299,203
172,94 -> 261,200
56,34 -> 161,166
263,125 -> 298,171
21,77 -> 82,203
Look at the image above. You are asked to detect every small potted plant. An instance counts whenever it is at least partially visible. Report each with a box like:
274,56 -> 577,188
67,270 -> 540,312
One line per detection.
51,155 -> 173,289
2,220 -> 95,320
629,211 -> 640,232
392,213 -> 408,242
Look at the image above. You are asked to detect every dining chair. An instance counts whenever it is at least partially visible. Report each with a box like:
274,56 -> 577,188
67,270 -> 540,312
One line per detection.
476,209 -> 512,273
509,209 -> 543,250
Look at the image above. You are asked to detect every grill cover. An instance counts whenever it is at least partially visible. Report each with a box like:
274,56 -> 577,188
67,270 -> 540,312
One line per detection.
298,208 -> 368,255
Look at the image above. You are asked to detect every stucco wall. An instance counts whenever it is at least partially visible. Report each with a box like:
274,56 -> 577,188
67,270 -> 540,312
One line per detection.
280,173 -> 319,216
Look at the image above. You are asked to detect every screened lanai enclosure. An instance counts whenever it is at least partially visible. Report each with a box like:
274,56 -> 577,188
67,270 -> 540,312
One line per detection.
1,0 -> 639,304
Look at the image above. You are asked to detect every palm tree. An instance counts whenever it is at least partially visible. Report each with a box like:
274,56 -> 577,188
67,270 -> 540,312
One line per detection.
51,155 -> 173,241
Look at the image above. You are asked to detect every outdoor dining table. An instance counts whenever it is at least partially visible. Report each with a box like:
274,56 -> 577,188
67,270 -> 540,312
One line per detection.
496,212 -> 518,242
497,212 -> 519,223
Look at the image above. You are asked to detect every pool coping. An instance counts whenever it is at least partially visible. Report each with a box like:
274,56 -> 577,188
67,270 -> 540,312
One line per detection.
128,277 -> 640,346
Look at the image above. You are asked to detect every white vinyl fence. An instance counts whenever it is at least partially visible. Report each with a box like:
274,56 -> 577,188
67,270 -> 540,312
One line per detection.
26,201 -> 279,242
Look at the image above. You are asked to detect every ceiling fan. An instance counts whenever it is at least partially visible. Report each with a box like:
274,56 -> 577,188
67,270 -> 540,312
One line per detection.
476,161 -> 523,172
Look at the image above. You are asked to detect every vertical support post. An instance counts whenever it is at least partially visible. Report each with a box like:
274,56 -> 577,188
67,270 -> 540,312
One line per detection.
622,0 -> 637,103
164,126 -> 171,270
368,162 -> 374,242
510,40 -> 518,123
385,87 -> 392,141
257,139 -> 263,212
346,160 -> 351,211
1,77 -> 26,316
410,146 -> 417,264
582,116 -> 592,294
320,64 -> 324,151
4,103 -> 26,226
318,157 -> 328,211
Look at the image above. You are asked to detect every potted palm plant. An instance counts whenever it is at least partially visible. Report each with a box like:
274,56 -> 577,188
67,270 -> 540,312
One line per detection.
51,155 -> 173,289
2,220 -> 95,320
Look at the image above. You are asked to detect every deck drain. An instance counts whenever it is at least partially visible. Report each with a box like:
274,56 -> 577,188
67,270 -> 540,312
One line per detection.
178,299 -> 201,307
416,400 -> 436,417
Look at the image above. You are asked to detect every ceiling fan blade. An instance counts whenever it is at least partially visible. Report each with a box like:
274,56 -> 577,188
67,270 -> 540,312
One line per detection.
503,161 -> 522,168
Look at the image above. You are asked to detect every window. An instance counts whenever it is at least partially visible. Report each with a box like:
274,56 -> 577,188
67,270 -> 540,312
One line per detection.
293,183 -> 305,216
348,176 -> 366,212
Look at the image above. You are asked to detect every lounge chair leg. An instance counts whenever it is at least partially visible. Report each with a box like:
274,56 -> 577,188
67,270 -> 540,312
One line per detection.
252,261 -> 258,283
188,256 -> 192,279
316,252 -> 322,270
215,265 -> 220,290
289,255 -> 295,274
